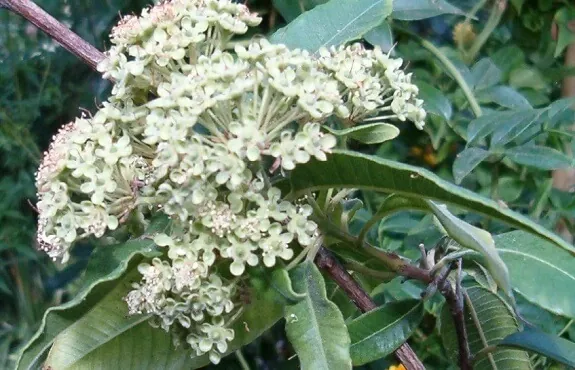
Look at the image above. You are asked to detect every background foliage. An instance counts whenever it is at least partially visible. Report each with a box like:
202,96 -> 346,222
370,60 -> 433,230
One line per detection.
2,0 -> 575,368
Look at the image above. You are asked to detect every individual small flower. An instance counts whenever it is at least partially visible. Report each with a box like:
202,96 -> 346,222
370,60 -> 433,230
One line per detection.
66,142 -> 98,179
172,257 -> 208,292
297,122 -> 337,161
287,204 -> 318,246
226,119 -> 265,161
95,134 -> 133,165
79,167 -> 118,205
259,223 -> 294,267
220,239 -> 258,276
36,181 -> 70,217
187,317 -> 234,364
77,203 -> 120,237
198,201 -> 237,237
198,275 -> 234,316
268,131 -> 311,170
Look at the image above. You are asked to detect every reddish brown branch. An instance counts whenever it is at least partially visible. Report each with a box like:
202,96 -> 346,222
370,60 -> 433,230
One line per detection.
438,260 -> 471,370
315,247 -> 426,370
0,0 -> 105,70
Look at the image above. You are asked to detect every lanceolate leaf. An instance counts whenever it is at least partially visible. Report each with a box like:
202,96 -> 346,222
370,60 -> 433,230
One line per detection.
44,268 -> 286,369
452,147 -> 490,184
390,0 -> 465,20
56,321 -> 196,370
495,231 -> 575,319
288,150 -> 575,254
466,98 -> 574,147
363,20 -> 394,53
470,58 -> 502,91
44,269 -> 154,369
440,282 -> 531,370
475,86 -> 532,110
417,80 -> 453,120
271,0 -> 328,22
285,262 -> 352,370
497,330 -> 575,367
270,0 -> 392,53
504,145 -> 574,170
15,217 -> 170,370
271,267 -> 307,304
348,300 -> 424,365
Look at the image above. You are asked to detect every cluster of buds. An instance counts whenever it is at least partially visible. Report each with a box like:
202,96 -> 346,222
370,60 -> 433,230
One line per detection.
35,0 -> 426,363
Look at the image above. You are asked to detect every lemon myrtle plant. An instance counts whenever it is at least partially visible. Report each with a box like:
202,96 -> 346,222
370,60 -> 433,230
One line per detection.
3,0 -> 575,369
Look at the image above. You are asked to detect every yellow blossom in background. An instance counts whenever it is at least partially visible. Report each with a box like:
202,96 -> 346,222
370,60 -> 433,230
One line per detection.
389,364 -> 407,370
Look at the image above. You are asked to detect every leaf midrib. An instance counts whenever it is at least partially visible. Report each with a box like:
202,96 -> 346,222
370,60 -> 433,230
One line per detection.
498,248 -> 575,281
318,0 -> 384,50
351,303 -> 419,347
303,275 -> 331,369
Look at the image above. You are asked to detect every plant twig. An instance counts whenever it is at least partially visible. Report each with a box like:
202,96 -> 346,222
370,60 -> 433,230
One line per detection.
318,215 -> 475,367
465,0 -> 506,63
235,349 -> 251,370
315,247 -> 426,370
438,260 -> 472,370
419,38 -> 482,118
0,0 -> 105,70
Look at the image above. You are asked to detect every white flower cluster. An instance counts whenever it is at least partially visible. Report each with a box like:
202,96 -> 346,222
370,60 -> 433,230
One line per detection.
318,43 -> 426,128
35,0 -> 426,363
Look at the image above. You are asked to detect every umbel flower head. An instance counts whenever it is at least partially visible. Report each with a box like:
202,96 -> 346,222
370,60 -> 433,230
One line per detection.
35,0 -> 426,364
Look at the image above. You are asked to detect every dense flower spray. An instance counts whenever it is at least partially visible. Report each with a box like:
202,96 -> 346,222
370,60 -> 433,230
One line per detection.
35,0 -> 426,363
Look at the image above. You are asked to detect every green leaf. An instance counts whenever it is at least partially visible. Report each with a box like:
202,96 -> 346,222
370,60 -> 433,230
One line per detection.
426,202 -> 512,297
467,98 -> 573,146
417,80 -> 453,120
45,268 -> 285,369
489,111 -> 545,147
546,96 -> 575,127
17,215 -> 285,370
554,7 -> 575,58
326,123 -> 400,144
52,320 -> 196,370
271,267 -> 307,304
491,45 -> 525,76
272,0 -> 328,22
509,67 -> 547,90
51,268 -> 283,369
348,300 -> 424,365
452,147 -> 490,184
15,218 -> 170,370
285,261 -> 352,370
510,0 -> 525,13
42,269 -> 198,370
497,330 -> 575,367
440,282 -> 531,370
504,145 -> 574,170
475,86 -> 532,109
466,109 -> 538,145
466,107 -> 551,148
391,0 -> 465,20
288,150 -> 575,254
270,0 -> 392,52
471,58 -> 502,91
363,20 -> 394,53
495,231 -> 575,319
496,177 -> 523,203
